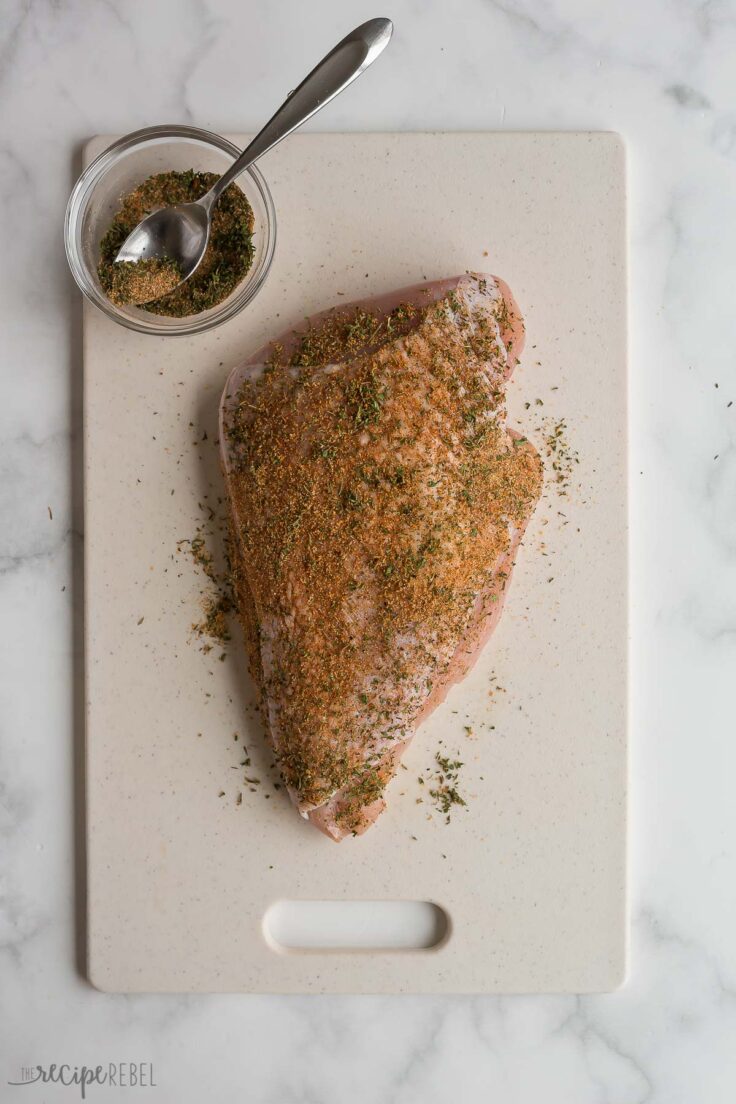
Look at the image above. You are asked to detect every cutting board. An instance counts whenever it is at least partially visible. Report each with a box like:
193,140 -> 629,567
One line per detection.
84,132 -> 627,993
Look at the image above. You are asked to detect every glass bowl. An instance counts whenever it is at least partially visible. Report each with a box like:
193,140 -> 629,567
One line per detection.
65,125 -> 276,336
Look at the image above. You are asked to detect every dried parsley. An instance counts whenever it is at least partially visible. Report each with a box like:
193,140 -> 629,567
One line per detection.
177,523 -> 235,653
428,753 -> 467,823
98,169 -> 255,317
543,418 -> 579,494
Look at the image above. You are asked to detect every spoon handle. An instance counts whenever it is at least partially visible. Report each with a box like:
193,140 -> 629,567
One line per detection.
203,18 -> 393,208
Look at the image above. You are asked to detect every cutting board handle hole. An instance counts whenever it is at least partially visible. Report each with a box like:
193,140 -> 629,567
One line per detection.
263,900 -> 449,952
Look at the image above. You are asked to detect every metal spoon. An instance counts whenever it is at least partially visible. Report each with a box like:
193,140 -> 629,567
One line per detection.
114,18 -> 393,301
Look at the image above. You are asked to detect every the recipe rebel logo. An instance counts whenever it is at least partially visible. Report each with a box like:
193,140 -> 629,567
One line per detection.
7,1063 -> 156,1098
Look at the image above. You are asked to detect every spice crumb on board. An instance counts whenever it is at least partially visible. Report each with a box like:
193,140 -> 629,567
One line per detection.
543,418 -> 579,494
422,752 -> 467,824
488,673 -> 506,698
176,518 -> 236,654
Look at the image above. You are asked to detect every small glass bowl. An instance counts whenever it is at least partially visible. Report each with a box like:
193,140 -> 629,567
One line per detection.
65,125 -> 277,336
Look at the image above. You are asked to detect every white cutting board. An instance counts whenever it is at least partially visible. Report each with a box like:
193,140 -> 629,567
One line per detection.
84,132 -> 627,993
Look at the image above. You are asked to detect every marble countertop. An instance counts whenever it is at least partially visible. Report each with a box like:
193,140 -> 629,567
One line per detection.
1,0 -> 734,1100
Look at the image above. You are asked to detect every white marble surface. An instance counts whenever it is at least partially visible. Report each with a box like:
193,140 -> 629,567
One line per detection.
1,0 -> 734,1099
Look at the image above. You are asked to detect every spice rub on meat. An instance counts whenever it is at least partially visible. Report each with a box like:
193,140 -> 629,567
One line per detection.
220,274 -> 543,840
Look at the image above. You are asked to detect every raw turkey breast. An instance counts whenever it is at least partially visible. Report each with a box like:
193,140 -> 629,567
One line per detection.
220,273 -> 542,840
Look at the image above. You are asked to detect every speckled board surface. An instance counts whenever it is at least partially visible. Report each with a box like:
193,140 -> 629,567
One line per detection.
84,132 -> 627,994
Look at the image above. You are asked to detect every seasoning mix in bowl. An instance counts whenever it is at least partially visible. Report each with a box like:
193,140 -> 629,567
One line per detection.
97,170 -> 255,315
65,126 -> 276,336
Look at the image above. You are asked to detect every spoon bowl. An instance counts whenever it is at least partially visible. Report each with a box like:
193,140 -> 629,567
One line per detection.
115,200 -> 212,284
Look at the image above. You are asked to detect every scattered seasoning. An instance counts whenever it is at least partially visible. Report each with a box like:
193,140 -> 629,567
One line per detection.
428,753 -> 467,823
177,524 -> 236,653
177,532 -> 216,581
488,673 -> 506,699
47,506 -> 53,520
176,490 -> 277,803
223,277 -> 542,831
542,418 -> 579,494
192,593 -> 232,651
98,170 -> 255,317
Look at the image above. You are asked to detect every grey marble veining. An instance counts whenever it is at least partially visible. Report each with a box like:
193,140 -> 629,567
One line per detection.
1,0 -> 735,1100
